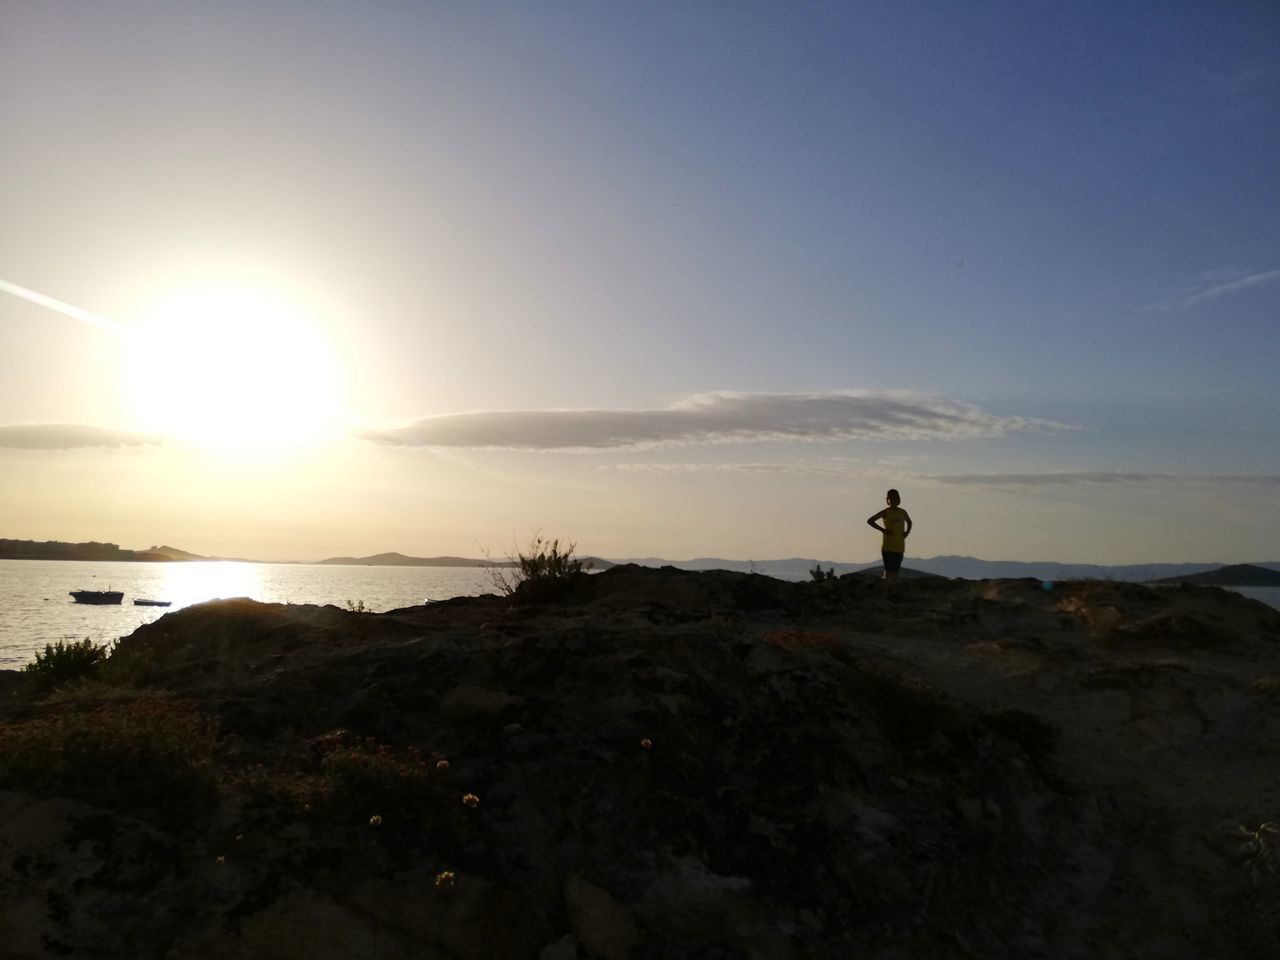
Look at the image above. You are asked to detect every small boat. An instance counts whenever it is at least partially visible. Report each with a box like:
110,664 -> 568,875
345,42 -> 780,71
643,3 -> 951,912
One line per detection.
70,590 -> 124,605
133,599 -> 172,607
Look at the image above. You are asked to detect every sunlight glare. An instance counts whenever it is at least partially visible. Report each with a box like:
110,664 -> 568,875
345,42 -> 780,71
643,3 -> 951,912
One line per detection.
158,561 -> 263,608
124,282 -> 348,457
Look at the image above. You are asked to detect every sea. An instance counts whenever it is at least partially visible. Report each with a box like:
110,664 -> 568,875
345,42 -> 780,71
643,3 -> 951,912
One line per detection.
2,558 -> 1278,671
0,559 -> 497,669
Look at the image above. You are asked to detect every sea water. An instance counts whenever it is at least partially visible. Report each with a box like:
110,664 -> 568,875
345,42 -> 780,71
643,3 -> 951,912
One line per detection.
3,559 -> 1278,671
0,558 -> 496,668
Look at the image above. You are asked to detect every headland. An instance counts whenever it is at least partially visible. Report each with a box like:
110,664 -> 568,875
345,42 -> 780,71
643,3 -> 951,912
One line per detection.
2,566 -> 1279,957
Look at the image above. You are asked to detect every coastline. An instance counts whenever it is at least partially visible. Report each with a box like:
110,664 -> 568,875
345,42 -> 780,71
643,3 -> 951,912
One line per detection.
2,567 -> 1279,956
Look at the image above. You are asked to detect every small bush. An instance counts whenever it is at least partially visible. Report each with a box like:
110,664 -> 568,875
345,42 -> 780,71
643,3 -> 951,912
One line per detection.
487,534 -> 592,602
0,700 -> 217,826
24,638 -> 111,689
230,731 -> 454,836
809,564 -> 837,582
318,735 -> 441,823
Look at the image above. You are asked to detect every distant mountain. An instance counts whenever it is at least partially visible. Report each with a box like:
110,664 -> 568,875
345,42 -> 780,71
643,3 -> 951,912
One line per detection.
146,544 -> 209,561
11,538 -> 1276,583
909,556 -> 1280,582
614,555 -> 1280,582
904,556 -> 1218,582
315,552 -> 498,567
1148,564 -> 1280,587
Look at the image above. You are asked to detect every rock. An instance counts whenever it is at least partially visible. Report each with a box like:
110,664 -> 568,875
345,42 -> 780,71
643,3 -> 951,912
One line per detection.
5,567 -> 1280,958
540,934 -> 580,960
178,891 -> 411,960
564,875 -> 638,960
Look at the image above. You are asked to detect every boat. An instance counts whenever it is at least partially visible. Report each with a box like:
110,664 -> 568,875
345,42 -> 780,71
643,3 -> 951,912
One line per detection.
133,599 -> 172,607
70,590 -> 124,605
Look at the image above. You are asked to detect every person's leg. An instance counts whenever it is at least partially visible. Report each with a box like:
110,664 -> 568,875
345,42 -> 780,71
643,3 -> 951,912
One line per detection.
882,550 -> 903,581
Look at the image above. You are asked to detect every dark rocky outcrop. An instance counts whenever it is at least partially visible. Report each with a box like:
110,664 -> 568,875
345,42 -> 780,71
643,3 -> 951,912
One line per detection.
2,567 -> 1280,958
1149,563 -> 1280,587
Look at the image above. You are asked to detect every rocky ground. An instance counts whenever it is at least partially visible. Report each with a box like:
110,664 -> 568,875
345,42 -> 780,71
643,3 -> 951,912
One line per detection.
2,565 -> 1280,959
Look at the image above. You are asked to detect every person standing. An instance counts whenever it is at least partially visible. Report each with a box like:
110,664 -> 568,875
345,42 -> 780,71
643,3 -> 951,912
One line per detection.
867,488 -> 913,580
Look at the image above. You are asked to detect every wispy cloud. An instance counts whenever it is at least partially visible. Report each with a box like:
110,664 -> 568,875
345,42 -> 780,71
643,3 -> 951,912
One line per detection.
606,460 -> 900,479
1145,267 -> 1280,313
926,471 -> 1280,489
605,464 -> 1280,490
0,424 -> 164,450
358,391 -> 1066,451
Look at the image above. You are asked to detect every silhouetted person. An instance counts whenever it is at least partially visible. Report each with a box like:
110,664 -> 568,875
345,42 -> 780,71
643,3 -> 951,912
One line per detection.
867,488 -> 913,581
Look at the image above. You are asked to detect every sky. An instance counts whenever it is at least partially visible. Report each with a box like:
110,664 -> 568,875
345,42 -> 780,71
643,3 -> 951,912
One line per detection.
2,1 -> 1278,564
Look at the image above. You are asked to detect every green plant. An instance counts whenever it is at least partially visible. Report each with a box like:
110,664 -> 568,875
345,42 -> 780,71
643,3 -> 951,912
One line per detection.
318,735 -> 441,823
0,700 -> 217,826
809,564 -> 837,582
486,533 -> 592,602
344,598 -> 370,613
1237,822 -> 1280,894
24,637 -> 111,689
229,730 -> 456,839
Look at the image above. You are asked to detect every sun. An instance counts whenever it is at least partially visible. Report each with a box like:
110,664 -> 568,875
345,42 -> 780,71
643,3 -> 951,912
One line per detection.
123,281 -> 349,457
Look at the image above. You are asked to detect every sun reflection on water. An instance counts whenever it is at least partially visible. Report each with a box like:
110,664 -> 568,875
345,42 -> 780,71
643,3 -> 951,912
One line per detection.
156,562 -> 264,609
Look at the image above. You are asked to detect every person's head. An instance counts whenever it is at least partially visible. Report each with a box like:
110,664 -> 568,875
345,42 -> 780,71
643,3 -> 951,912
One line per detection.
886,488 -> 901,506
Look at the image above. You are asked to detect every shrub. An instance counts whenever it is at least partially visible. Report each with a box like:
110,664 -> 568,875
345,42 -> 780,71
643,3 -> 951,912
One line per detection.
24,637 -> 111,689
231,731 -> 455,837
317,734 -> 442,824
0,700 -> 218,826
810,564 -> 837,582
487,534 -> 592,602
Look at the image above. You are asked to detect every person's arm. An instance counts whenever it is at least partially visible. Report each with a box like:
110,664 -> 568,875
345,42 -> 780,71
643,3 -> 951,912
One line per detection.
903,510 -> 914,539
866,508 -> 887,532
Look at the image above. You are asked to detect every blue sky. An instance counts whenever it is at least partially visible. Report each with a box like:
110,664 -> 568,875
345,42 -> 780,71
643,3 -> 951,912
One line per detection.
1,2 -> 1277,563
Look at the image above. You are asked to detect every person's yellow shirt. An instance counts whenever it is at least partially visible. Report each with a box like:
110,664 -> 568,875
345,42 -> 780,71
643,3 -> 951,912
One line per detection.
881,506 -> 908,553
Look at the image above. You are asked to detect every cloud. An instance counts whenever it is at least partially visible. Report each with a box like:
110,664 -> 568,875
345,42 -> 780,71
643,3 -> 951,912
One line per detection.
1145,268 -> 1280,313
0,424 -> 164,450
605,458 -> 906,480
605,464 -> 1280,491
358,391 -> 1065,451
925,471 -> 1280,488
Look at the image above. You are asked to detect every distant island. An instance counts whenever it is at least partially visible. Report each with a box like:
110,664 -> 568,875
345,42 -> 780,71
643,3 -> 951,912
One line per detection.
0,539 -> 180,563
4,538 -> 1277,584
314,551 -> 617,570
0,539 -> 262,564
315,552 -> 498,568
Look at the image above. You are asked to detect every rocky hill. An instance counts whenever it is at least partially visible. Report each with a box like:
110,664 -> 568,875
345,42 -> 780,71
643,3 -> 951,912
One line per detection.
1149,563 -> 1280,587
0,538 -> 174,562
2,567 -> 1279,958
